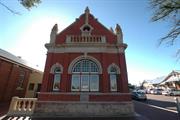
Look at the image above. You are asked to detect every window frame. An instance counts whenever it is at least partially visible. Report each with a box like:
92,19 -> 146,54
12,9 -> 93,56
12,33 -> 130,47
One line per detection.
110,74 -> 117,92
108,64 -> 120,92
17,68 -> 26,89
52,67 -> 61,91
28,83 -> 35,91
71,59 -> 99,92
71,74 -> 81,91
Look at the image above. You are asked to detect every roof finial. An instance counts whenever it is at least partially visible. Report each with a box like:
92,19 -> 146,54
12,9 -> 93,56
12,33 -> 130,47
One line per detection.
50,24 -> 58,43
115,24 -> 123,43
85,7 -> 90,24
85,6 -> 90,14
115,24 -> 121,34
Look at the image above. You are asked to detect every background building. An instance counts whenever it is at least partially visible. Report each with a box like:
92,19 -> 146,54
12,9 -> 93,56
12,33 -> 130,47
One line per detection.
0,48 -> 42,103
25,70 -> 43,98
160,70 -> 180,90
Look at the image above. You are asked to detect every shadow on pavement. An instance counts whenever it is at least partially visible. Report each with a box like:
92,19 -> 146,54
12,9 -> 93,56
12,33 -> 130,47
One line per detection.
1,116 -> 30,120
0,116 -> 149,120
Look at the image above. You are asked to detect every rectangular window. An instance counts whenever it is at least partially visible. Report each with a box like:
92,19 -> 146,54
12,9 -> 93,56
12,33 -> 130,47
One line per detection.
81,75 -> 89,91
110,74 -> 117,91
17,68 -> 25,88
37,84 -> 41,92
71,75 -> 80,91
90,75 -> 99,91
53,74 -> 61,91
28,83 -> 35,90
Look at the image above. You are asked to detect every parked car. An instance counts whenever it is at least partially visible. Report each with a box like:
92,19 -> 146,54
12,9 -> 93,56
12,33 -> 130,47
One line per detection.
168,89 -> 180,96
137,89 -> 146,93
146,89 -> 153,94
132,91 -> 147,101
153,89 -> 163,95
149,89 -> 155,94
162,90 -> 169,95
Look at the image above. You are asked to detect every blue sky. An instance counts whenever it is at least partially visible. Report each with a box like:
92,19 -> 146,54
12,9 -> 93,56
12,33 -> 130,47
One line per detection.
0,0 -> 179,85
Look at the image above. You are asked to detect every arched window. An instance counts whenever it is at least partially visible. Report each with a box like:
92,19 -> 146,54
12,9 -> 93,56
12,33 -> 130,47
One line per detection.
50,63 -> 63,91
108,64 -> 120,92
71,59 -> 99,92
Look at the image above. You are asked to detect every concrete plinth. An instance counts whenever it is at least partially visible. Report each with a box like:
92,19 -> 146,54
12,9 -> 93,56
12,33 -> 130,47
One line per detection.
32,101 -> 135,118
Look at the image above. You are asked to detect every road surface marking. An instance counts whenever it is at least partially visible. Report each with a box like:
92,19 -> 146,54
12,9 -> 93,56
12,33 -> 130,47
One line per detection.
134,101 -> 178,113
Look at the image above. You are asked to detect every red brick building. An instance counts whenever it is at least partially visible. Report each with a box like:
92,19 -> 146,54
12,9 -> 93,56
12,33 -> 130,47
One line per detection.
34,7 -> 134,117
0,49 -> 41,103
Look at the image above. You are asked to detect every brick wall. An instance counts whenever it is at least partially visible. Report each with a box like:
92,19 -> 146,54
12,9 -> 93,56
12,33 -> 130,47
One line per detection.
0,58 -> 32,102
38,93 -> 80,101
56,14 -> 117,44
40,52 -> 129,94
38,92 -> 131,102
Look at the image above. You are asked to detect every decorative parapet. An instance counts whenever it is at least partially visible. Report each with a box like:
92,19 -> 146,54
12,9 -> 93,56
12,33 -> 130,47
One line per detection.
45,42 -> 127,53
66,35 -> 106,43
7,96 -> 37,116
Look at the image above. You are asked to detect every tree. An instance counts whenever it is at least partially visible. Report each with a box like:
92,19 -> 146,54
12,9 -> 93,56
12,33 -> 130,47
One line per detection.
150,0 -> 180,58
20,0 -> 41,10
0,0 -> 41,14
128,83 -> 135,92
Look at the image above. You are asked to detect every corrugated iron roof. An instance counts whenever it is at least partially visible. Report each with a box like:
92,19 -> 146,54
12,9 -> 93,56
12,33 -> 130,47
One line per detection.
0,48 -> 42,71
159,70 -> 180,84
145,76 -> 166,84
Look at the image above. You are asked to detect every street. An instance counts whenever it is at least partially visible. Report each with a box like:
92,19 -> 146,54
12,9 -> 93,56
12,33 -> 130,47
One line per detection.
134,94 -> 180,120
146,94 -> 180,111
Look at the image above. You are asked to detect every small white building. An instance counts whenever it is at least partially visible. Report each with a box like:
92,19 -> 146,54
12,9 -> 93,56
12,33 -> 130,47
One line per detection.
160,70 -> 180,90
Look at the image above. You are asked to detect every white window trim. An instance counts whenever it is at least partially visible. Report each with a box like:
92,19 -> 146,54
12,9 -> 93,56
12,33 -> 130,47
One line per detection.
108,63 -> 120,92
70,58 -> 100,92
107,63 -> 120,74
53,73 -> 61,91
50,63 -> 63,91
68,55 -> 102,74
110,74 -> 117,92
50,63 -> 63,74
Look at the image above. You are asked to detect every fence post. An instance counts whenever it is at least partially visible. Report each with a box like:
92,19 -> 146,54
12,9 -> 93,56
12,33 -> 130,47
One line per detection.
7,96 -> 19,115
175,97 -> 180,119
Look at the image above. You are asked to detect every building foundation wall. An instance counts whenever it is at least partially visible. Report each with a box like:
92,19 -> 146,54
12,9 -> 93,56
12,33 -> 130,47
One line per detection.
32,101 -> 135,118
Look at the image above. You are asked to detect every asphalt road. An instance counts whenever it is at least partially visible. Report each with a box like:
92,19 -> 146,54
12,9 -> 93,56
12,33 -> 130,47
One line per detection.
146,94 -> 180,111
133,94 -> 180,120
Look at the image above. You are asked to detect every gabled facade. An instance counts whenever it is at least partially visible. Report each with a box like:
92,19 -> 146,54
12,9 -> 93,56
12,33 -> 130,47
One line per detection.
34,7 -> 134,117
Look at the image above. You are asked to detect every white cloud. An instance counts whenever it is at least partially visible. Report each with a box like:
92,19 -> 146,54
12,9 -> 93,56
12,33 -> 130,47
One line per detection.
9,16 -> 67,71
127,65 -> 166,85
